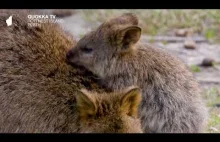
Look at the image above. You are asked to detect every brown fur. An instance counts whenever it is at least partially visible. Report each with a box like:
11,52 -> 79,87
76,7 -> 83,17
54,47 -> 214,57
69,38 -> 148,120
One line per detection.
67,13 -> 208,133
77,87 -> 142,133
0,10 -> 142,133
52,9 -> 74,18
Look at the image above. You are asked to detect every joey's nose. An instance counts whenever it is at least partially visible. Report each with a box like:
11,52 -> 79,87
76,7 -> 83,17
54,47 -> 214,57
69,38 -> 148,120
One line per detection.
66,50 -> 74,62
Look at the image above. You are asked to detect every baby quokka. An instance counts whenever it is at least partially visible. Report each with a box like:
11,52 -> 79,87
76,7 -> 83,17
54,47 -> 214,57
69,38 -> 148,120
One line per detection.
67,13 -> 208,133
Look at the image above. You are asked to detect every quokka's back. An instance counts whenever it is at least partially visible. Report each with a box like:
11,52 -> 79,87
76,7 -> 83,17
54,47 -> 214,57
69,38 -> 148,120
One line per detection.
0,10 -> 143,133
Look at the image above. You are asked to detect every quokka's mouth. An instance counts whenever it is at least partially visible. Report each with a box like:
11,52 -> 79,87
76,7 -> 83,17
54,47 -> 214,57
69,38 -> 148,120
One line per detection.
66,59 -> 85,69
66,60 -> 101,82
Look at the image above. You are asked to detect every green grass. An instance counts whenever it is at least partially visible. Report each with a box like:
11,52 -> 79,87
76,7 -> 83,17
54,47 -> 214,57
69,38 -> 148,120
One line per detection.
207,108 -> 220,133
203,87 -> 220,107
206,28 -> 217,41
162,41 -> 168,45
202,87 -> 220,133
79,33 -> 85,38
190,65 -> 201,72
78,10 -> 220,43
209,113 -> 220,129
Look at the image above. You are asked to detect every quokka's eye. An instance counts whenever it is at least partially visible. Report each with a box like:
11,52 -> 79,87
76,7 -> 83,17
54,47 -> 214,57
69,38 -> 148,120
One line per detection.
80,46 -> 93,53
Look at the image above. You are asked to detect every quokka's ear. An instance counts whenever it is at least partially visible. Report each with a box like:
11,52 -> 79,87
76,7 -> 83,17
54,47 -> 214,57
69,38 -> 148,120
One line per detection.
76,89 -> 96,120
116,26 -> 141,50
107,13 -> 139,26
120,87 -> 142,118
121,13 -> 139,25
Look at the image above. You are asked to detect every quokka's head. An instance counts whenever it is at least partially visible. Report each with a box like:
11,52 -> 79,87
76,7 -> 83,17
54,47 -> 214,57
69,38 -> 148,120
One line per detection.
76,86 -> 143,133
66,13 -> 142,77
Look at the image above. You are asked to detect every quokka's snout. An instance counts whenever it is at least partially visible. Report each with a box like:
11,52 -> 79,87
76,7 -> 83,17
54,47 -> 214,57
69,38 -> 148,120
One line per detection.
66,46 -> 81,65
66,49 -> 74,62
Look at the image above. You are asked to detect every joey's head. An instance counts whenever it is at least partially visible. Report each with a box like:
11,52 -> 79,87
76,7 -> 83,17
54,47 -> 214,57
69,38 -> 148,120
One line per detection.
66,13 -> 142,78
76,87 -> 143,133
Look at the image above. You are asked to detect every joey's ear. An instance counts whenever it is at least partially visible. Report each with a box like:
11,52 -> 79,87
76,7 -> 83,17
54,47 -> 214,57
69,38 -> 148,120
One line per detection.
117,26 -> 141,49
76,89 -> 96,120
107,13 -> 139,26
120,87 -> 142,118
121,13 -> 139,25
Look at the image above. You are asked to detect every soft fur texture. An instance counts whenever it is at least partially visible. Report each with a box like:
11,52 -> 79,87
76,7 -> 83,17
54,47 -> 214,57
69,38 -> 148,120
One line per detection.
67,13 -> 208,133
0,10 -> 142,133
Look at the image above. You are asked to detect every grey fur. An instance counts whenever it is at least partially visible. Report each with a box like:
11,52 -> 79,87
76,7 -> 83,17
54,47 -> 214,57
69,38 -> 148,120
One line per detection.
67,13 -> 208,133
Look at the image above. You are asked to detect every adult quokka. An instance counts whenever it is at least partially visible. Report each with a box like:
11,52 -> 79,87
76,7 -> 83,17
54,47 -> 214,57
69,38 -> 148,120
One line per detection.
0,10 -> 143,133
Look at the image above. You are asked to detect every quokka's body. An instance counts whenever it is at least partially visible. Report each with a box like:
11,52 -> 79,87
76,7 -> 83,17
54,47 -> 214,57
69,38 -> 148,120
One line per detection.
67,13 -> 208,133
0,10 -> 142,133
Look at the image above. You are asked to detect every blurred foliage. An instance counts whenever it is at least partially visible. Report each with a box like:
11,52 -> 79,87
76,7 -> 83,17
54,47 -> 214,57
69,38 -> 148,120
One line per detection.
190,65 -> 201,72
203,87 -> 220,107
208,108 -> 220,133
203,87 -> 220,133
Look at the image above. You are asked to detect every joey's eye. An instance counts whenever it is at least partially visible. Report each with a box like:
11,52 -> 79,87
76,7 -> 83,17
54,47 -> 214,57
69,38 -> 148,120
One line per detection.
80,46 -> 93,53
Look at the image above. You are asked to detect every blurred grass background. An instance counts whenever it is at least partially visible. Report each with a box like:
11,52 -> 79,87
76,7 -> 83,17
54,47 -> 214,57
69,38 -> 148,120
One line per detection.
78,9 -> 220,42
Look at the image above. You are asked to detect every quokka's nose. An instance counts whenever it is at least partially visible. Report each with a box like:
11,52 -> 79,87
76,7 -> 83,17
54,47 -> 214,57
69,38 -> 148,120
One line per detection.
66,50 -> 74,62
